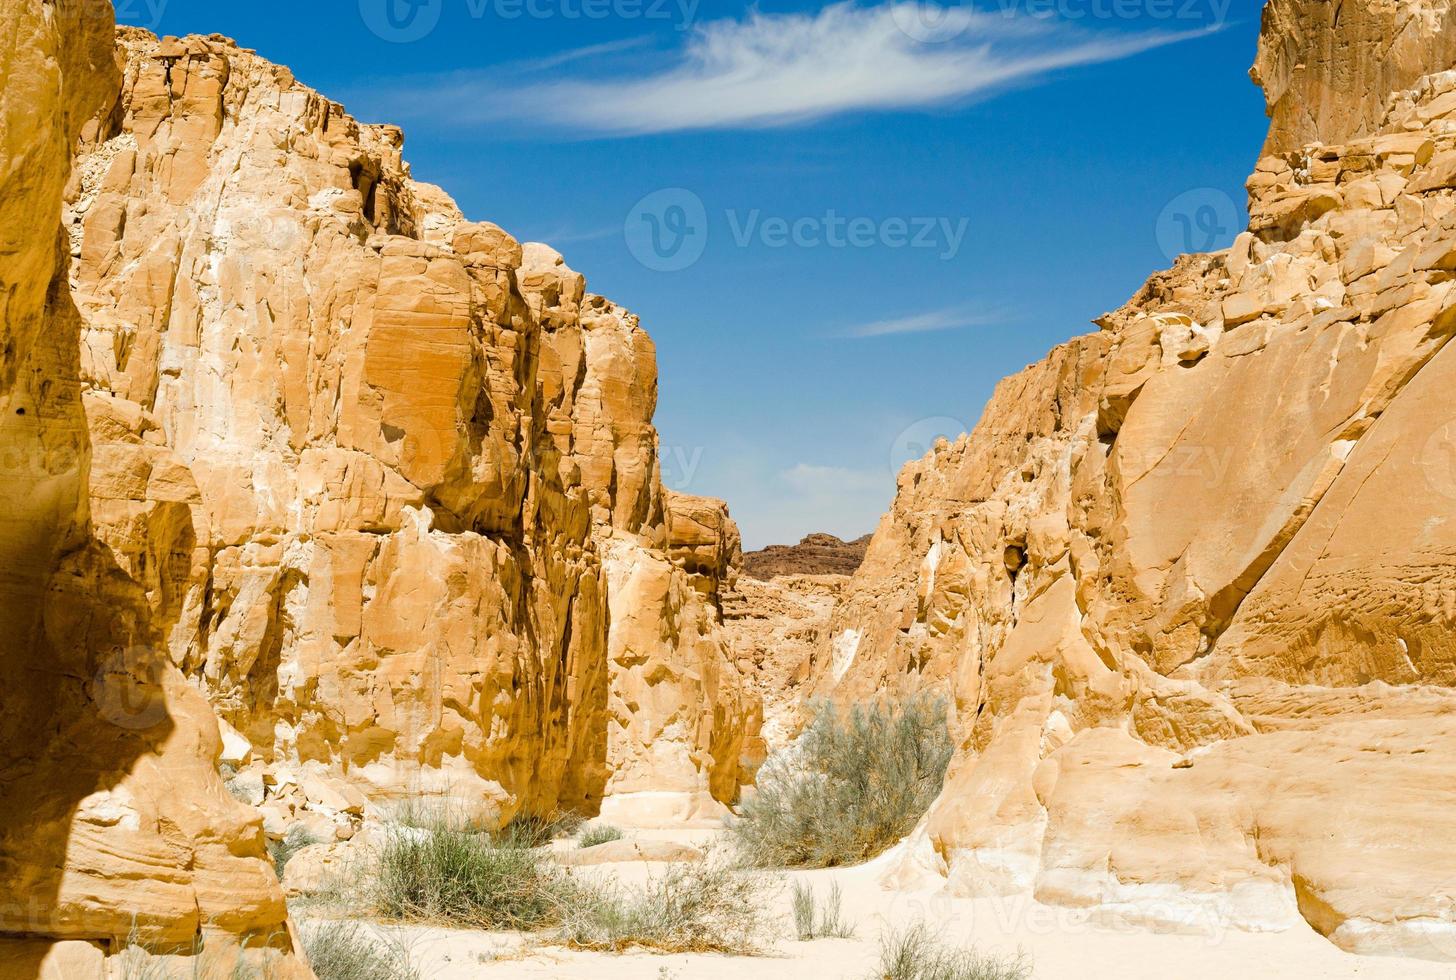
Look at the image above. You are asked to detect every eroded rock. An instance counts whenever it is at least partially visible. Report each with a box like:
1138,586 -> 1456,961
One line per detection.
817,0 -> 1456,961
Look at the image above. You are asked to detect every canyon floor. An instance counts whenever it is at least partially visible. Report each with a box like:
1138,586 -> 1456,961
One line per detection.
304,830 -> 1456,980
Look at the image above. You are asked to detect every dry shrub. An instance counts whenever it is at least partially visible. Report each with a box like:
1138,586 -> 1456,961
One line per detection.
732,696 -> 952,868
372,820 -> 574,930
298,920 -> 418,980
871,924 -> 1030,980
559,857 -> 776,954
791,880 -> 855,940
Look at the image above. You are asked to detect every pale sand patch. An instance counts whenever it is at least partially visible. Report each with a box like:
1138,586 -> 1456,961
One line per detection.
326,831 -> 1456,979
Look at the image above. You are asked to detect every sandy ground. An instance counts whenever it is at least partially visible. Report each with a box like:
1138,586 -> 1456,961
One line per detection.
326,830 -> 1456,980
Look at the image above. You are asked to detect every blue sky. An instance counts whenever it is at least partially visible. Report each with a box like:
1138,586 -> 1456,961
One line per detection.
115,0 -> 1267,549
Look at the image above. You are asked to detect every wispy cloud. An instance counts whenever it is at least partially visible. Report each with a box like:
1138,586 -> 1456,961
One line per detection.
369,2 -> 1211,137
515,36 -> 654,73
832,305 -> 1008,338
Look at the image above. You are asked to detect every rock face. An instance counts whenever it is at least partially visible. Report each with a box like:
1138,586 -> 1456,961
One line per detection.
742,532 -> 871,579
723,575 -> 846,756
1255,0 -> 1456,155
818,0 -> 1456,962
64,28 -> 755,835
0,3 -> 308,976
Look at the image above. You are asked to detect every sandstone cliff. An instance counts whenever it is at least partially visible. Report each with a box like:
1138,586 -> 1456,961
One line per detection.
0,11 -> 761,971
64,28 -> 755,835
815,0 -> 1456,961
0,3 -> 310,976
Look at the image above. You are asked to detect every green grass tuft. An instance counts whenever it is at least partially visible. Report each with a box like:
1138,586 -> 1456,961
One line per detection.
495,810 -> 584,848
870,924 -> 1030,980
577,824 -> 625,849
299,920 -> 418,980
791,880 -> 855,940
372,821 -> 574,930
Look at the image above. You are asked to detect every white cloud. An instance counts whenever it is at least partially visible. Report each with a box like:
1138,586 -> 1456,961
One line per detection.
515,36 -> 653,73
835,306 -> 1005,338
524,223 -> 620,245
373,2 -> 1211,136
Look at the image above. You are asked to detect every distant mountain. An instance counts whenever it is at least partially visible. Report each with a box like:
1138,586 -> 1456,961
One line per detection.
742,533 -> 872,579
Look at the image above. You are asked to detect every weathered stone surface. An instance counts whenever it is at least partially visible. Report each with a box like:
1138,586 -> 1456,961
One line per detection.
818,3 -> 1456,962
663,491 -> 743,604
65,28 -> 756,838
1255,0 -> 1456,155
0,3 -> 308,975
741,532 -> 871,579
722,575 -> 846,758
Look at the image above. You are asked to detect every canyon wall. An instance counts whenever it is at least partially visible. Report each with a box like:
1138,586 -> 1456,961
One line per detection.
816,0 -> 1456,961
0,3 -> 310,977
66,28 -> 754,834
2,9 -> 758,972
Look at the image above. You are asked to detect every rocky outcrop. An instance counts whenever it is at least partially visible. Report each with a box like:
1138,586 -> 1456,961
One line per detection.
742,532 -> 871,579
1255,0 -> 1456,154
65,27 -> 755,841
0,3 -> 309,976
723,575 -> 846,757
818,0 -> 1456,962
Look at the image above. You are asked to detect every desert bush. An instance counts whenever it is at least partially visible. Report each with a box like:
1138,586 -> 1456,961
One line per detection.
577,824 -> 625,849
383,796 -> 487,833
559,858 -> 775,954
732,696 -> 953,868
791,880 -> 855,940
870,924 -> 1030,980
299,920 -> 418,980
495,810 -> 583,848
372,820 -> 573,929
382,795 -> 580,845
267,826 -> 320,878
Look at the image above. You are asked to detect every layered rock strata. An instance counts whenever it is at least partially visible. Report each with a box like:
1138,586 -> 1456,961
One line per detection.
741,532 -> 871,579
